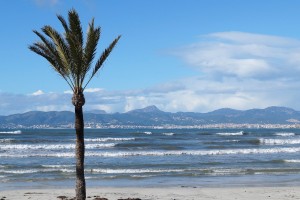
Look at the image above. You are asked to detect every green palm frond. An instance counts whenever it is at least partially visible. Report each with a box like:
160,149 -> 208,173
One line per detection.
42,26 -> 71,75
66,9 -> 84,88
29,9 -> 120,95
29,43 -> 75,90
57,14 -> 69,33
83,35 -> 121,90
81,19 -> 101,87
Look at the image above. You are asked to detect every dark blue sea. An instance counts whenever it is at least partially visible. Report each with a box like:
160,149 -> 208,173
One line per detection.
1,128 -> 300,190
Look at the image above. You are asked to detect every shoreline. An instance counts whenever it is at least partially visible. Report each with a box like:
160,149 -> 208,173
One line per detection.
1,186 -> 300,200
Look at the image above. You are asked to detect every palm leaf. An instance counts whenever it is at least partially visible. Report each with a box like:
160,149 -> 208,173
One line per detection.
81,19 -> 100,86
83,35 -> 121,90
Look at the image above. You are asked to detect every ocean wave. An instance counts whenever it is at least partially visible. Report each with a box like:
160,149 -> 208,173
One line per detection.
27,147 -> 300,157
0,143 -> 115,150
285,159 -> 300,163
275,132 -> 295,137
0,169 -> 42,174
259,138 -> 300,145
216,131 -> 244,136
2,147 -> 300,158
90,168 -> 184,174
162,132 -> 175,136
85,137 -> 135,142
42,164 -> 74,168
0,130 -> 22,134
144,131 -> 152,135
0,139 -> 14,143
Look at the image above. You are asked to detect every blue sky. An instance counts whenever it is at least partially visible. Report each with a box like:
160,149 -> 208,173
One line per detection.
2,0 -> 300,115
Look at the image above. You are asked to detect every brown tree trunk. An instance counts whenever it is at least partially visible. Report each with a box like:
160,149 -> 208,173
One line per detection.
75,105 -> 86,200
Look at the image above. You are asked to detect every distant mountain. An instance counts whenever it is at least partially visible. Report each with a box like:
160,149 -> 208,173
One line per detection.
85,109 -> 107,114
1,106 -> 300,128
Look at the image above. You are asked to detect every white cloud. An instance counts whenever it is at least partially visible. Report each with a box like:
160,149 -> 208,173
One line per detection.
175,31 -> 300,79
31,90 -> 45,96
85,88 -> 104,93
2,32 -> 300,115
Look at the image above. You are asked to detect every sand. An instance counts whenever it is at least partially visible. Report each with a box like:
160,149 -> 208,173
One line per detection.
0,186 -> 300,200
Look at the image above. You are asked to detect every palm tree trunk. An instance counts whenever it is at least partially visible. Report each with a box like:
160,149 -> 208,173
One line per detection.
75,105 -> 86,200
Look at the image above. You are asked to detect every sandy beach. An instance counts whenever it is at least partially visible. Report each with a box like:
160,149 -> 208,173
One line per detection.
1,186 -> 300,200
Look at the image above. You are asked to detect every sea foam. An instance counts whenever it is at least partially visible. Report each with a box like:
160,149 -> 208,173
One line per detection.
85,137 -> 135,142
0,130 -> 22,134
0,143 -> 115,150
259,138 -> 300,145
216,131 -> 244,136
275,132 -> 295,137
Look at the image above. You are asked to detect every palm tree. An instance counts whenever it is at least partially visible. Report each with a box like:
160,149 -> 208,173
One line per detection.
29,9 -> 120,200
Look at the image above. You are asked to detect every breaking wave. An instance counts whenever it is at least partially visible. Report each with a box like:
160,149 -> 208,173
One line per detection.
85,137 -> 135,142
0,130 -> 22,134
275,132 -> 295,137
0,143 -> 115,150
2,147 -> 300,158
162,132 -> 175,136
259,138 -> 300,145
216,131 -> 244,136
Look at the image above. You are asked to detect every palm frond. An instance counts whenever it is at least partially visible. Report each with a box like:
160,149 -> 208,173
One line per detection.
57,14 -> 69,33
29,43 -> 75,90
42,26 -> 71,77
66,9 -> 84,88
81,19 -> 100,86
83,35 -> 121,90
29,9 -> 121,94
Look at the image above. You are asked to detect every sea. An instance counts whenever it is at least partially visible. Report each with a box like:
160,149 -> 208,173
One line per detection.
1,128 -> 300,190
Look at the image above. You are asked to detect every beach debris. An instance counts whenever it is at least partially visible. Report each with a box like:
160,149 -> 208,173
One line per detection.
56,196 -> 76,200
118,198 -> 142,200
57,196 -> 68,200
92,196 -> 108,200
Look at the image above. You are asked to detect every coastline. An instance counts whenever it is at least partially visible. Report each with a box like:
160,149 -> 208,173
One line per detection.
1,186 -> 300,200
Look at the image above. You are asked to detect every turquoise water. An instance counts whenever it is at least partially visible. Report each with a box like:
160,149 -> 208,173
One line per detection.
0,128 -> 300,190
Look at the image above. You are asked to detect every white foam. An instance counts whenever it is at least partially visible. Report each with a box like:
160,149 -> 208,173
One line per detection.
0,139 -> 14,143
0,169 -> 41,174
162,132 -> 175,136
216,131 -> 244,136
90,168 -> 184,174
0,143 -> 115,150
42,164 -> 74,168
211,168 -> 245,175
259,138 -> 300,145
275,132 -> 295,137
2,147 -> 300,158
85,137 -> 135,142
59,169 -> 75,173
0,130 -> 22,134
144,131 -> 152,135
285,159 -> 300,163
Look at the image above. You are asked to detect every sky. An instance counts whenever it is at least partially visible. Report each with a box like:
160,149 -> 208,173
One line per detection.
2,0 -> 300,115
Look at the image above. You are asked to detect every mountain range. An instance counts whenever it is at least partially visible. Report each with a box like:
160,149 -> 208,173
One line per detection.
1,106 -> 300,128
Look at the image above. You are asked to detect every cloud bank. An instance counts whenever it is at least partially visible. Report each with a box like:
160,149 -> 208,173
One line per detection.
2,31 -> 300,115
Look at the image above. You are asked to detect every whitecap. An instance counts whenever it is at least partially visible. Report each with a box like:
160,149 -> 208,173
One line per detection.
85,137 -> 135,142
0,143 -> 115,150
216,131 -> 244,136
0,130 -> 22,134
144,131 -> 152,135
2,147 -> 300,158
259,138 -> 300,145
162,132 -> 175,136
275,132 -> 295,137
284,159 -> 300,163
90,168 -> 184,174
